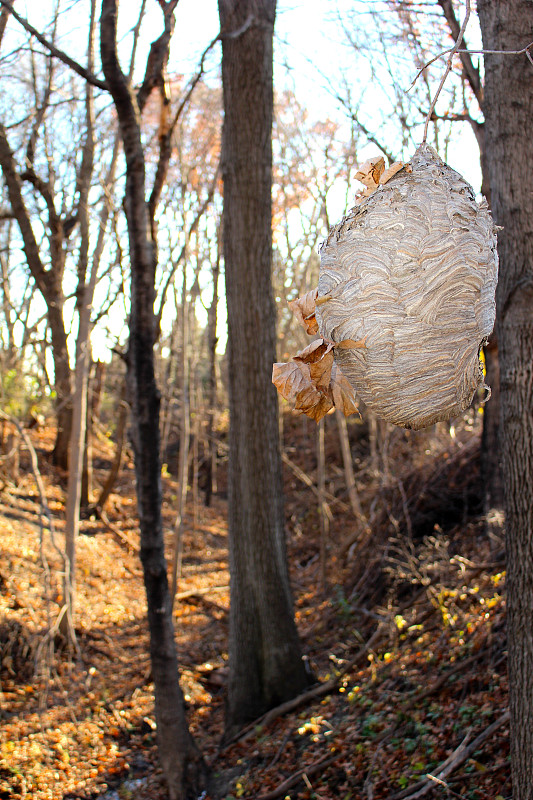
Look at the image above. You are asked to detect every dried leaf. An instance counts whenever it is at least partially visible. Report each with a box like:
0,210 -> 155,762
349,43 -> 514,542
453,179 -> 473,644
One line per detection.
379,161 -> 406,185
294,382 -> 334,422
288,289 -> 319,335
272,358 -> 333,422
273,339 -> 360,422
330,363 -> 359,417
293,338 -> 334,364
355,156 -> 385,189
308,350 -> 334,390
273,339 -> 337,422
294,340 -> 335,394
272,360 -> 312,404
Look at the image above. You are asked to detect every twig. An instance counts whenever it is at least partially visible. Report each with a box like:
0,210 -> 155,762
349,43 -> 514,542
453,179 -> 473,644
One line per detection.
181,594 -> 228,615
282,450 -> 347,513
367,646 -> 496,749
0,410 -> 80,663
425,773 -> 466,800
175,584 -> 228,600
266,729 -> 292,769
397,478 -> 412,539
98,508 -> 140,553
409,41 -> 533,93
0,0 -> 107,90
402,650 -> 485,712
256,753 -> 338,800
364,742 -> 383,799
389,710 -> 510,800
217,588 -> 434,756
422,0 -> 471,142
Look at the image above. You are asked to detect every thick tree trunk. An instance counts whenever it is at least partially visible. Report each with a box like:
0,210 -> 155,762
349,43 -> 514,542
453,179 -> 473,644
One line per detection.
474,126 -> 503,518
481,334 -> 503,518
477,3 -> 533,797
100,3 -> 206,798
476,130 -> 503,517
219,0 -> 312,735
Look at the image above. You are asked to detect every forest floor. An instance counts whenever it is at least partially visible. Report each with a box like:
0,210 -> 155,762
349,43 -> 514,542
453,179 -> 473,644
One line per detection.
0,410 -> 510,800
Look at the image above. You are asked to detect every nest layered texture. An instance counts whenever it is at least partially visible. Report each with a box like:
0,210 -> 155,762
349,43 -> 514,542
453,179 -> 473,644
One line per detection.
316,144 -> 498,430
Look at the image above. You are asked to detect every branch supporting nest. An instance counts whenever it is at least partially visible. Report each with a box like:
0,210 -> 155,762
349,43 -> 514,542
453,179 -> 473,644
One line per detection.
422,0 -> 471,144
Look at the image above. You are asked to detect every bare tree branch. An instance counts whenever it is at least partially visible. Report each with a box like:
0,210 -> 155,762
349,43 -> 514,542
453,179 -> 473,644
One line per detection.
136,0 -> 178,113
0,123 -> 50,299
437,0 -> 482,105
0,0 -> 13,47
0,0 -> 107,90
409,41 -> 533,92
422,0 -> 471,142
154,165 -> 220,331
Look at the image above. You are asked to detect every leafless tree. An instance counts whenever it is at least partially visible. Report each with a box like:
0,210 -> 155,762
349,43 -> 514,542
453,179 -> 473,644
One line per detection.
477,1 -> 533,795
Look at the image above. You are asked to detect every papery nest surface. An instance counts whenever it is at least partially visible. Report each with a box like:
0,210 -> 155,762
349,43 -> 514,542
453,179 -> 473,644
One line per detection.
315,143 -> 498,430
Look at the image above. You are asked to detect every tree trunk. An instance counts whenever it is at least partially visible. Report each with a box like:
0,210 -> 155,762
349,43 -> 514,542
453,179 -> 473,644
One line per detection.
317,418 -> 328,590
204,229 -> 221,507
219,0 -> 312,735
336,410 -> 364,520
48,302 -> 73,471
481,334 -> 503,518
475,122 -> 503,518
0,124 -> 73,472
62,3 -> 97,642
93,396 -> 128,514
100,3 -> 206,798
170,266 -> 190,605
477,3 -> 533,797
81,399 -> 93,510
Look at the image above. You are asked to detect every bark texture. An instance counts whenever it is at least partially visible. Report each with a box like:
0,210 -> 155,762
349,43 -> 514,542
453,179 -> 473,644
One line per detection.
477,2 -> 533,797
219,0 -> 312,734
100,3 -> 205,798
437,0 -> 502,513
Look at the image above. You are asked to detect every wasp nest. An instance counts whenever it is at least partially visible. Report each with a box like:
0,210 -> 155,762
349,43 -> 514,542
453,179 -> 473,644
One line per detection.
312,143 -> 498,429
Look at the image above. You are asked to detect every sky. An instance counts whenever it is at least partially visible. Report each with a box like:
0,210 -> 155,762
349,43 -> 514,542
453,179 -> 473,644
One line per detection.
162,0 -> 481,186
2,0 -> 483,362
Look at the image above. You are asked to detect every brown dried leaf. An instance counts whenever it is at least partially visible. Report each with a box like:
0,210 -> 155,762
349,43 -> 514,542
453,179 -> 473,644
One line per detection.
272,339 -> 336,422
309,350 -> 334,390
294,339 -> 334,392
272,360 -> 312,404
355,156 -> 385,189
379,161 -> 406,185
293,338 -> 335,364
272,359 -> 334,422
294,383 -> 334,422
330,363 -> 359,417
288,289 -> 319,336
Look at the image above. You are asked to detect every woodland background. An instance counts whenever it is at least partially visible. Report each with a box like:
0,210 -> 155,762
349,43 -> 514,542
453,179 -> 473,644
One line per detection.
0,1 -> 531,799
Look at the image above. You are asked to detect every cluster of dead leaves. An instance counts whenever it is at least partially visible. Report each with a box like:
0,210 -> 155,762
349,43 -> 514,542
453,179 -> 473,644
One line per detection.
272,289 -> 364,422
353,155 -> 410,204
272,153 -> 410,423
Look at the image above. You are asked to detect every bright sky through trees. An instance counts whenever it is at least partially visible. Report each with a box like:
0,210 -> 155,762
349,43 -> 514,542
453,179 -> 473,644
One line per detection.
1,0 -> 482,362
